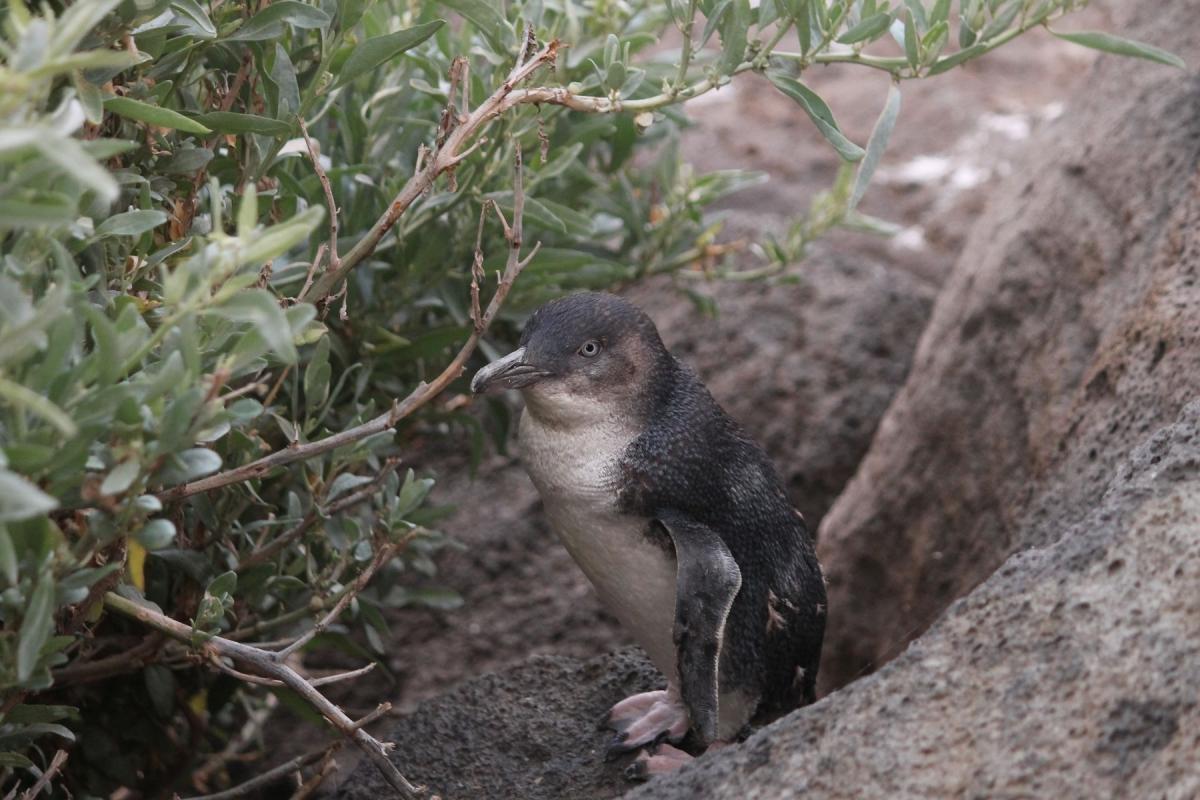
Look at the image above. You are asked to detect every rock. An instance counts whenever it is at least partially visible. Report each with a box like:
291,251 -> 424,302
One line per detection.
816,3 -> 1200,691
626,253 -> 935,530
631,399 -> 1200,799
333,649 -> 661,800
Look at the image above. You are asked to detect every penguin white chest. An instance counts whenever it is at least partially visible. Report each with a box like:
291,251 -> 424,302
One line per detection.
518,409 -> 679,678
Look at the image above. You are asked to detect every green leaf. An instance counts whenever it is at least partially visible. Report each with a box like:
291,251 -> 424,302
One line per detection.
718,0 -> 751,75
0,470 -> 57,522
191,111 -> 292,137
100,459 -> 140,496
237,184 -> 258,237
210,289 -> 298,363
980,1 -> 1020,40
144,664 -> 175,718
34,136 -> 119,203
226,1 -> 331,41
395,586 -> 463,611
927,43 -> 986,76
1049,30 -> 1186,69
175,448 -> 222,481
327,472 -> 374,502
436,0 -> 510,53
765,72 -> 864,161
331,20 -> 446,90
103,97 -> 212,134
3,704 -> 79,724
0,752 -> 35,770
0,526 -> 16,586
169,0 -> 218,40
0,198 -> 75,230
207,570 -> 236,598
95,209 -> 169,238
837,12 -> 891,44
17,574 -> 54,682
396,468 -> 434,517
136,518 -> 177,549
851,83 -> 901,209
238,206 -> 324,267
903,11 -> 919,69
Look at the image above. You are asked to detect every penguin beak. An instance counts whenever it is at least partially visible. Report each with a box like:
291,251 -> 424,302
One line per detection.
470,347 -> 551,394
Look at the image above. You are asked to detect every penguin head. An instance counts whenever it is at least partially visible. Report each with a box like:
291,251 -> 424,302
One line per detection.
471,292 -> 674,424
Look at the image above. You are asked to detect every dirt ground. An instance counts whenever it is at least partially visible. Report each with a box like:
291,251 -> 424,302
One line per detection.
301,7 -> 1115,788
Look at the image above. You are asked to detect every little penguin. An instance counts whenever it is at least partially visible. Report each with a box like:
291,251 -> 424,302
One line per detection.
470,291 -> 826,777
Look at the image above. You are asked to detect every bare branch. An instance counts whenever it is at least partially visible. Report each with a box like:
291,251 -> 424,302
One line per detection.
184,744 -> 339,800
51,634 -> 161,685
294,242 -> 327,305
289,748 -> 338,800
309,662 -> 376,687
350,702 -> 393,731
275,542 -> 401,660
19,750 -> 68,800
191,694 -> 279,793
103,592 -> 420,799
298,118 -> 340,273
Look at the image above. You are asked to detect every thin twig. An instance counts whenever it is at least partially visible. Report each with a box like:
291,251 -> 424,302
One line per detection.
103,592 -> 420,798
237,460 -> 399,572
18,750 -> 68,800
294,243 -> 327,304
309,662 -> 375,687
191,694 -> 279,793
289,748 -> 338,800
275,543 -> 400,660
349,702 -> 392,731
51,634 -> 162,685
184,744 -> 339,800
298,118 -> 340,275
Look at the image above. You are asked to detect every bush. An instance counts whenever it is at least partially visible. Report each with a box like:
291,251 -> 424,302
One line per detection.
0,0 -> 1179,795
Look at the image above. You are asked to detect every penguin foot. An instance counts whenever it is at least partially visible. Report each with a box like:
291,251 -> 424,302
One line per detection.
604,688 -> 689,758
624,743 -> 693,780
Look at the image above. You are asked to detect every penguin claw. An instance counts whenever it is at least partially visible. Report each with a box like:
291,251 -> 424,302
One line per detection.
623,743 -> 694,781
603,689 -> 690,757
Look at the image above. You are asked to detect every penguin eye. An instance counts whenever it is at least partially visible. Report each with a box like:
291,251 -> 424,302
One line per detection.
578,339 -> 602,358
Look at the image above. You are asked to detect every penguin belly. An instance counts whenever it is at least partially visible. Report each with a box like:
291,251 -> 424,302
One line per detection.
519,412 -> 679,680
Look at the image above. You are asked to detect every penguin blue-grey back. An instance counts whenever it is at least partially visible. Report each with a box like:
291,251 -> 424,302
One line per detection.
472,291 -> 826,778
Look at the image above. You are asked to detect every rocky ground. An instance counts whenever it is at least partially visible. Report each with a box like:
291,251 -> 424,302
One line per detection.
334,2 -> 1200,798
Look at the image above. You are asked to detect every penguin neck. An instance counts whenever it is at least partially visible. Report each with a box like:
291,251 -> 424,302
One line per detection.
521,351 -> 681,433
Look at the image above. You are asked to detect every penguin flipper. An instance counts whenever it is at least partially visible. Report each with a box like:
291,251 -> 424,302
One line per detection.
656,510 -> 742,745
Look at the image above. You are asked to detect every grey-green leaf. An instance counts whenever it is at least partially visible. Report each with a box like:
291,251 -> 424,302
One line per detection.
226,1 -> 331,41
1050,30 -> 1185,69
851,83 -> 901,209
436,0 -> 509,52
765,72 -> 864,161
95,210 -> 169,238
837,12 -> 891,44
191,111 -> 292,137
0,469 -> 58,522
209,289 -> 298,363
136,518 -> 177,549
332,20 -> 445,90
17,574 -> 54,682
103,97 -> 212,134
100,459 -> 141,496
